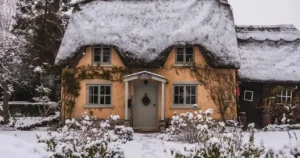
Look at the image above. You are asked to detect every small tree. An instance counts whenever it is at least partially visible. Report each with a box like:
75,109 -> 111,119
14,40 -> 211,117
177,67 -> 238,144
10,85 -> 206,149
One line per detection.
0,0 -> 25,123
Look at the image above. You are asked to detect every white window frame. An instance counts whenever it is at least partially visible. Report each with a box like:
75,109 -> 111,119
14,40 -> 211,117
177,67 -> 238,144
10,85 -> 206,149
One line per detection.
85,84 -> 113,108
175,47 -> 195,64
92,47 -> 112,66
244,90 -> 253,102
172,84 -> 198,108
277,89 -> 293,104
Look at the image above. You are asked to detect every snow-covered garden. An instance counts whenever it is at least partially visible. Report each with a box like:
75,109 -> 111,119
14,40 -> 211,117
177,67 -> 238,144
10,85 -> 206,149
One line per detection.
1,109 -> 300,158
2,130 -> 300,158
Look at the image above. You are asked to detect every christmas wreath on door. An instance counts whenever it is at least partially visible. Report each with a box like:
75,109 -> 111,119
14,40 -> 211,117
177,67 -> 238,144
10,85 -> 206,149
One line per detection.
142,93 -> 151,106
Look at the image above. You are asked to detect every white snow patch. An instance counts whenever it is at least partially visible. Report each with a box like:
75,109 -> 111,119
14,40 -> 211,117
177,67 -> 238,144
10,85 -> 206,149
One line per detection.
0,133 -> 50,158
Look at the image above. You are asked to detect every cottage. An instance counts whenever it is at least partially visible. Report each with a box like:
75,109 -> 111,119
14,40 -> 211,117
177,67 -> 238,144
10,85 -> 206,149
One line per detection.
237,25 -> 300,127
55,0 -> 240,131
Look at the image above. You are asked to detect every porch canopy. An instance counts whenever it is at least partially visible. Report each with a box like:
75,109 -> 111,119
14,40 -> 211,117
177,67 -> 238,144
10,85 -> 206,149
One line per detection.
123,71 -> 167,121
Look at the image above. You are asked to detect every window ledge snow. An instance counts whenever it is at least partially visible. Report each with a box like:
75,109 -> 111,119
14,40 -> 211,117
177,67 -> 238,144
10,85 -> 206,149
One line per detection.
92,64 -> 113,67
173,63 -> 195,67
170,106 -> 200,110
84,104 -> 113,109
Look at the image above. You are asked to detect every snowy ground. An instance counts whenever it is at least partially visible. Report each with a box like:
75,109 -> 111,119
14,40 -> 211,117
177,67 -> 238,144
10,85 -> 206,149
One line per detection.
0,130 -> 299,158
0,130 -> 49,158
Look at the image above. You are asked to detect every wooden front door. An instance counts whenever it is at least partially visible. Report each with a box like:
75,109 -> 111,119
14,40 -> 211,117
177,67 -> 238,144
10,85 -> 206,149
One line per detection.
133,84 -> 158,130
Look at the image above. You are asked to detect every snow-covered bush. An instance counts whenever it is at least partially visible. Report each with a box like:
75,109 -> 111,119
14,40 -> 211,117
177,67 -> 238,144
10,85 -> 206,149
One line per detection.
33,85 -> 59,117
167,109 -> 263,157
166,108 -> 215,143
37,113 -> 125,158
114,125 -> 133,143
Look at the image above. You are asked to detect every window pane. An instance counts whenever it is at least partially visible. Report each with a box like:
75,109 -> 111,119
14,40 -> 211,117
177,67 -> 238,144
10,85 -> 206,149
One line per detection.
103,48 -> 111,63
175,86 -> 179,95
282,97 -> 286,102
179,96 -> 184,104
176,48 -> 184,62
94,55 -> 101,62
94,48 -> 101,62
186,54 -> 193,62
100,96 -> 105,104
186,47 -> 193,55
186,86 -> 191,95
100,86 -> 105,95
89,95 -> 93,104
93,95 -> 98,104
191,86 -> 196,95
191,96 -> 196,104
93,86 -> 98,95
185,47 -> 193,62
105,96 -> 111,104
174,95 -> 179,104
287,90 -> 292,97
105,86 -> 111,95
89,86 -> 93,95
186,96 -> 191,104
179,86 -> 184,95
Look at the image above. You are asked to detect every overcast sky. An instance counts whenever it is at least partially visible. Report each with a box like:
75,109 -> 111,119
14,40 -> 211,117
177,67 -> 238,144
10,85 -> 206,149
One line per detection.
228,0 -> 300,29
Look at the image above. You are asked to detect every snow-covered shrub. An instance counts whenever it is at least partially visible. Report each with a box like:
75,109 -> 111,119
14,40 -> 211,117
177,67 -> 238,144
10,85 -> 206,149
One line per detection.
109,115 -> 120,129
9,103 -> 56,117
114,125 -> 133,143
33,85 -> 59,117
37,113 -> 125,158
166,108 -> 215,143
167,109 -> 263,157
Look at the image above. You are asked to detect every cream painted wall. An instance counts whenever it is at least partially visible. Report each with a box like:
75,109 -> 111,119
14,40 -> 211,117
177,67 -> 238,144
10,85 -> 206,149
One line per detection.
64,47 -> 237,122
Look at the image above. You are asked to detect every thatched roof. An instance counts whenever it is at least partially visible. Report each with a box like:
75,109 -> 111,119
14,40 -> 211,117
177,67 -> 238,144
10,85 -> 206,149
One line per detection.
55,0 -> 240,68
237,25 -> 300,82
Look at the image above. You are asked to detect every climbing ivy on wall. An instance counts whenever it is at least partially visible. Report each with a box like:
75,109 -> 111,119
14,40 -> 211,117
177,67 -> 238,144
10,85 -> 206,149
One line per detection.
165,62 -> 237,121
61,65 -> 131,119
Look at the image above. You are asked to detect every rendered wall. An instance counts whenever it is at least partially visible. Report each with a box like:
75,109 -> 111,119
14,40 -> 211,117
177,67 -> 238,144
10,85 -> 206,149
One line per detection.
64,47 -> 237,122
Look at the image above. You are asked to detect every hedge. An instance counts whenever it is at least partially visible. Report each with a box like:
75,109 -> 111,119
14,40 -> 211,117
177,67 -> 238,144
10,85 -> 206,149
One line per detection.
8,102 -> 56,117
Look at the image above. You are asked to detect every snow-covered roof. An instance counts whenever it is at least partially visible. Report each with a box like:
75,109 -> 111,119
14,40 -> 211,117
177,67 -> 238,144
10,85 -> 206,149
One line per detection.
55,0 -> 240,68
237,25 -> 300,41
237,25 -> 300,82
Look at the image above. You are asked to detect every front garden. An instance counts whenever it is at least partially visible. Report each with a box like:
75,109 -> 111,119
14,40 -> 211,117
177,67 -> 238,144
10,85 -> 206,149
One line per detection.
1,108 -> 300,158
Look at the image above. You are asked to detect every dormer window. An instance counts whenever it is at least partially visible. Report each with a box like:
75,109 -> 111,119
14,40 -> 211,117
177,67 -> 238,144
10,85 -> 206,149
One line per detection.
93,47 -> 111,65
176,47 -> 194,64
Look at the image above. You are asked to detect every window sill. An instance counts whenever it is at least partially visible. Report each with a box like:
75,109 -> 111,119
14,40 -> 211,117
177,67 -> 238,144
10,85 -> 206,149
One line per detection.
84,104 -> 113,109
173,63 -> 194,67
170,106 -> 200,110
92,64 -> 113,67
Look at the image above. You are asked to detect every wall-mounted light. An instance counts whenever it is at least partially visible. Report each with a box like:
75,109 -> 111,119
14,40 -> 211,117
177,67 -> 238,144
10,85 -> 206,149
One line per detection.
144,80 -> 148,85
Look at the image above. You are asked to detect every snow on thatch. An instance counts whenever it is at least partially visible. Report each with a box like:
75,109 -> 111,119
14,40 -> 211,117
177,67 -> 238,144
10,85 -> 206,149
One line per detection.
55,0 -> 240,67
237,25 -> 300,82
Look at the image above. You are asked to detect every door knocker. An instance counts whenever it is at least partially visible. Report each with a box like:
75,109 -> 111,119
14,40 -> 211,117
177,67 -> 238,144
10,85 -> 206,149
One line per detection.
142,93 -> 151,106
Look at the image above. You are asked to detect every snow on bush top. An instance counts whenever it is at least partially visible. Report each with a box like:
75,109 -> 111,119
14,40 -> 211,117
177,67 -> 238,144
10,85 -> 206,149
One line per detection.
55,0 -> 240,67
237,25 -> 300,82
